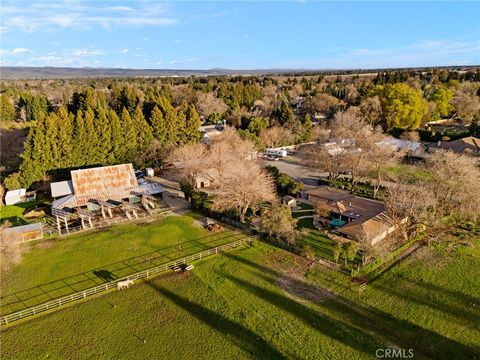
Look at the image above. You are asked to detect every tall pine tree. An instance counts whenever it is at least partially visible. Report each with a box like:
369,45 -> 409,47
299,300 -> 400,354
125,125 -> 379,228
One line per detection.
133,106 -> 153,153
120,107 -> 138,162
150,105 -> 167,144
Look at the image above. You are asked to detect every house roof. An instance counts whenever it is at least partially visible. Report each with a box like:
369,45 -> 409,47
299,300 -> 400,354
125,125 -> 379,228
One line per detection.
438,136 -> 480,154
283,195 -> 295,202
5,189 -> 26,198
376,138 -> 425,152
337,217 -> 390,242
307,186 -> 390,242
50,180 -> 74,198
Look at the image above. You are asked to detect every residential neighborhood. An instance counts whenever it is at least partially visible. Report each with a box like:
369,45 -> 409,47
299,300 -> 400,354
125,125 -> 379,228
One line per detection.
1,1 -> 479,359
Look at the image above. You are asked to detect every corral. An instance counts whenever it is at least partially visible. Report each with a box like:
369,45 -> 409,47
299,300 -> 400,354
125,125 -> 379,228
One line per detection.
1,240 -> 478,359
0,214 -> 247,316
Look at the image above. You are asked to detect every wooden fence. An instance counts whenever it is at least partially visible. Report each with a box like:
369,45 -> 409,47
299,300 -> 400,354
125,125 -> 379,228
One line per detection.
0,236 -> 256,326
41,206 -> 174,238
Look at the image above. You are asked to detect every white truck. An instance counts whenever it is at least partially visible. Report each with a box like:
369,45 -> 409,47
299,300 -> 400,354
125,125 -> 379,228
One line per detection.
265,148 -> 288,158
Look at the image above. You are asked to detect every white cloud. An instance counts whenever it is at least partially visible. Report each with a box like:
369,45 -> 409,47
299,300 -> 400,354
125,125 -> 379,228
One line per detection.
12,47 -> 32,54
0,47 -> 33,55
1,1 -> 178,32
106,6 -> 134,12
67,48 -> 105,57
275,38 -> 480,69
120,48 -> 129,53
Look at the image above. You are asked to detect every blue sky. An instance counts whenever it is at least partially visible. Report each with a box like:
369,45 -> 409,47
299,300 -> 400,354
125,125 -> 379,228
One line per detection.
1,1 -> 479,69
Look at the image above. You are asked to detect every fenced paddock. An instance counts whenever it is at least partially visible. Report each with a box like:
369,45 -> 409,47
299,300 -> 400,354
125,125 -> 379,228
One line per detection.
0,236 -> 256,325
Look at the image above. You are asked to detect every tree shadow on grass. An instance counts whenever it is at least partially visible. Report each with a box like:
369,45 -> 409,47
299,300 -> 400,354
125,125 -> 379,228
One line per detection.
258,271 -> 480,360
145,280 -> 287,360
370,277 -> 480,330
220,272 -> 382,357
223,251 -> 480,360
1,231 -> 245,314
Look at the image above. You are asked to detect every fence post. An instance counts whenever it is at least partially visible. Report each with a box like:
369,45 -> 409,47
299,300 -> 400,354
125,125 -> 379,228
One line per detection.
1,236 -> 256,325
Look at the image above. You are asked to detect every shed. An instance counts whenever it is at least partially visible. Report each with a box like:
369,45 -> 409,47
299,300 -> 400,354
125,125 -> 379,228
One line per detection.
145,168 -> 154,177
2,222 -> 43,242
282,195 -> 297,207
50,180 -> 74,198
5,189 -> 26,205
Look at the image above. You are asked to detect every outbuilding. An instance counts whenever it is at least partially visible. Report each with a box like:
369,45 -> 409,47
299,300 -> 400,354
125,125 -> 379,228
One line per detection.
4,189 -> 34,205
282,195 -> 297,208
145,168 -> 155,177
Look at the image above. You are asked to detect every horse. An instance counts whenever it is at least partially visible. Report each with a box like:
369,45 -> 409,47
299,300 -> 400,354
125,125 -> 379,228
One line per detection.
117,279 -> 134,290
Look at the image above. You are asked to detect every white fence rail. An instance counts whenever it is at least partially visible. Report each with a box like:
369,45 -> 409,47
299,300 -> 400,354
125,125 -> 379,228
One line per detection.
0,236 -> 256,325
42,206 -> 174,238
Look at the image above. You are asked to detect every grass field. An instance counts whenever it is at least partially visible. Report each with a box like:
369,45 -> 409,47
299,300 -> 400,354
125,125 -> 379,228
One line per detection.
0,214 -> 248,315
300,229 -> 362,267
1,239 -> 479,359
292,202 -> 315,229
0,200 -> 44,225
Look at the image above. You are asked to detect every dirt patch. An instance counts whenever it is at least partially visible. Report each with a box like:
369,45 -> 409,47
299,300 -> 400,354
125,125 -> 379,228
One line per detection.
276,275 -> 333,304
35,240 -> 54,250
263,249 -> 312,275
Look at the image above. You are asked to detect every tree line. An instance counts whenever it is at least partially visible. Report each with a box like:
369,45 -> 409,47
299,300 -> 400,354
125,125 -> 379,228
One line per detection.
3,86 -> 201,190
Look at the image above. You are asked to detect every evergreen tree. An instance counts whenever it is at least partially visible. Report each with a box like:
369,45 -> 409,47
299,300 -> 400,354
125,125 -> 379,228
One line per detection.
44,113 -> 60,170
150,105 -> 167,144
72,111 -> 88,166
120,107 -> 138,162
158,96 -> 178,145
56,106 -> 75,168
184,104 -> 202,143
0,95 -> 16,123
108,109 -> 123,163
275,100 -> 295,128
175,100 -> 189,145
84,108 -> 100,164
96,109 -> 112,164
470,114 -> 480,138
133,106 -> 153,152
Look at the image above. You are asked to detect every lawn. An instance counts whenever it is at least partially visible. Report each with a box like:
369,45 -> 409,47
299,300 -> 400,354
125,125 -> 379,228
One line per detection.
0,214 -> 247,315
292,202 -> 315,227
1,240 -> 479,359
0,200 -> 44,225
300,229 -> 362,267
383,164 -> 433,183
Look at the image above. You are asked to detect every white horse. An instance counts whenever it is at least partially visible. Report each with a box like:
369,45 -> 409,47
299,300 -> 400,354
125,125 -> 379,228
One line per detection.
117,279 -> 134,290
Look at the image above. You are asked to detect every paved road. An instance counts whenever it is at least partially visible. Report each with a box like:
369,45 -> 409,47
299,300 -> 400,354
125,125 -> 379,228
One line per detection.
258,154 -> 402,190
259,155 -> 330,190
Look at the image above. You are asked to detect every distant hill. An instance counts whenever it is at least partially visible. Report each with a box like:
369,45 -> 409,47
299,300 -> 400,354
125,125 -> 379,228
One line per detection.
0,65 -> 478,80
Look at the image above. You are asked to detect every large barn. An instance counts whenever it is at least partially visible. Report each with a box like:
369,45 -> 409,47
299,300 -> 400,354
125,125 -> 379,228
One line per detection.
50,164 -> 163,233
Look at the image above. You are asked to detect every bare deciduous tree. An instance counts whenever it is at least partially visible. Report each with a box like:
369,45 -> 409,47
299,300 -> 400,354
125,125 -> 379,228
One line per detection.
166,142 -> 208,185
452,84 -> 480,122
208,127 -> 256,175
357,96 -> 383,126
211,160 -> 276,223
0,221 -> 26,271
259,126 -> 294,148
426,150 -> 480,221
195,92 -> 228,118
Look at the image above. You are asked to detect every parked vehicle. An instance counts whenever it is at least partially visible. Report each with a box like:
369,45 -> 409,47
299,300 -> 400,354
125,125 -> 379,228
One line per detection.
265,148 -> 287,157
134,170 -> 145,178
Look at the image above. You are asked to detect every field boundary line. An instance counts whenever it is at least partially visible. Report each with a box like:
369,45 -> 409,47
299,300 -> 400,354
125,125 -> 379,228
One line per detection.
0,236 -> 257,326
